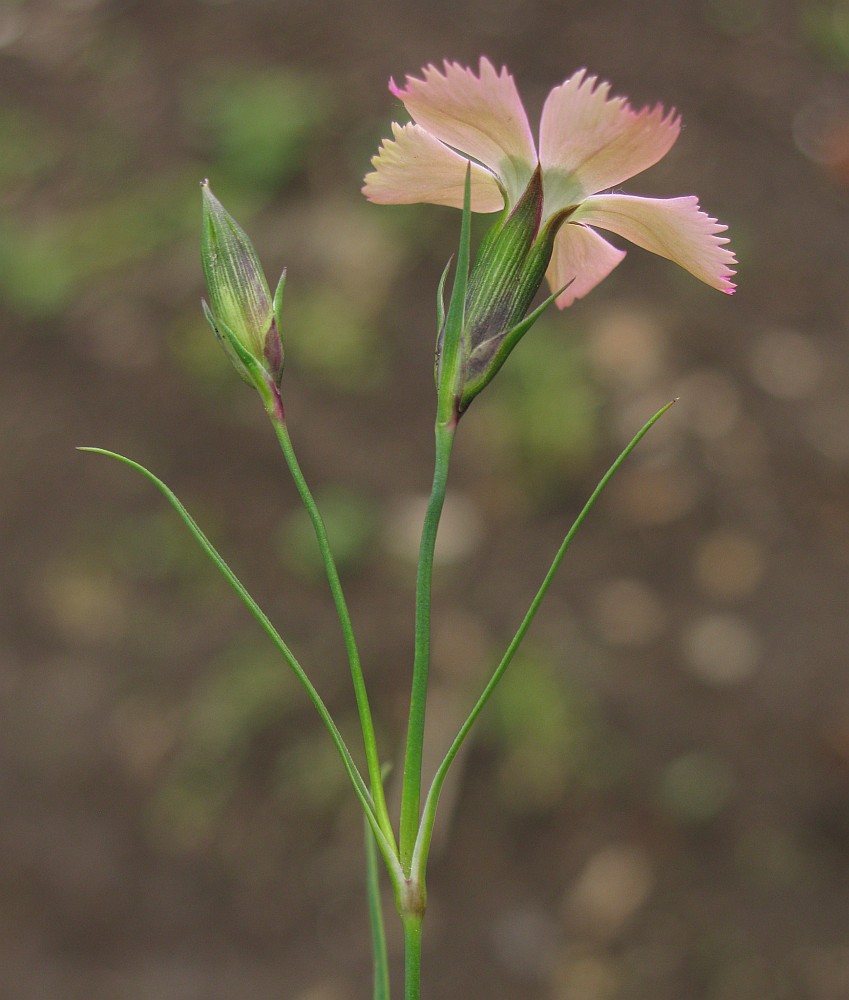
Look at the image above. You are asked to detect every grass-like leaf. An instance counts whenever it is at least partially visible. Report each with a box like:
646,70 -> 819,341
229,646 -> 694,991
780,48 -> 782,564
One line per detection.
411,399 -> 678,876
79,446 -> 402,881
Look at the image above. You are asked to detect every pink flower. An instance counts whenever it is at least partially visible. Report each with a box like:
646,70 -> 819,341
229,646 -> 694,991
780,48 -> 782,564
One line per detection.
363,58 -> 736,306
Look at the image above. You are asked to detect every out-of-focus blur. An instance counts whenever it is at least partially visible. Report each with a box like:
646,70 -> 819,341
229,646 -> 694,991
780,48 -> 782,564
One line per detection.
2,1 -> 849,997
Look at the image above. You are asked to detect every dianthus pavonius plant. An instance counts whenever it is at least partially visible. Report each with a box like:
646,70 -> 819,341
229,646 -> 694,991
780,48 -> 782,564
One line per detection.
84,58 -> 735,999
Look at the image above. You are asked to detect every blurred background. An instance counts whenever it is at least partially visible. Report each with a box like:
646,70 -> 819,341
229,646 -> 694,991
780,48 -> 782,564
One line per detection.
2,0 -> 849,997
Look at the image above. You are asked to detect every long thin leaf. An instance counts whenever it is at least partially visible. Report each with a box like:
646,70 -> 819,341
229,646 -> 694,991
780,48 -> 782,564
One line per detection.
79,447 -> 403,882
411,399 -> 678,875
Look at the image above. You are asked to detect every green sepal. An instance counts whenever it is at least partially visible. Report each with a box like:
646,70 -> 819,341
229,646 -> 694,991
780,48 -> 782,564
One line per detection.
434,255 -> 453,388
459,203 -> 571,411
202,298 -> 253,385
459,280 -> 572,411
273,268 -> 287,334
462,166 -> 544,359
436,165 -> 472,424
267,268 -> 286,386
203,298 -> 277,412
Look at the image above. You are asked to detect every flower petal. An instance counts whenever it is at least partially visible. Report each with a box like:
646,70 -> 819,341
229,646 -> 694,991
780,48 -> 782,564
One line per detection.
573,193 -> 737,292
390,57 -> 537,208
362,122 -> 505,211
546,221 -> 627,308
539,70 -> 681,215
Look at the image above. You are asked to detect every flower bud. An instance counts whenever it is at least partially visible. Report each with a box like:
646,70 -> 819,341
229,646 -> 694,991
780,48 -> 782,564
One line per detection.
200,180 -> 284,387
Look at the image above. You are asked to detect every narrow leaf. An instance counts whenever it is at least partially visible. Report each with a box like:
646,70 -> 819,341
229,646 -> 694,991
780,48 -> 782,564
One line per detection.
78,447 -> 403,882
411,399 -> 678,875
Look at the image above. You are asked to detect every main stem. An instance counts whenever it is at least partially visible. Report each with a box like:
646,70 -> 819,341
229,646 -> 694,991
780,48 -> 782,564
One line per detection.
398,419 -> 456,873
403,914 -> 424,1000
271,416 -> 395,849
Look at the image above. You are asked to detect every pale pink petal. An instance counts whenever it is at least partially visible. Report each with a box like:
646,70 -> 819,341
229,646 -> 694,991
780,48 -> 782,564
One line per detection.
573,193 -> 737,292
539,70 -> 680,216
390,57 -> 537,208
546,221 -> 627,308
362,122 -> 504,211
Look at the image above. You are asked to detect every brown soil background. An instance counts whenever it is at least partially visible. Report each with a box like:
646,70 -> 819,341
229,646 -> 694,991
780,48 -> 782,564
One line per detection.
3,0 -> 849,998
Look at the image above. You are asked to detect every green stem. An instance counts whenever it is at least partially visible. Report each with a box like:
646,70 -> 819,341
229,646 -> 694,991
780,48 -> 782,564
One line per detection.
365,812 -> 391,1000
271,417 -> 396,853
402,913 -> 423,1000
411,399 -> 678,876
398,419 -> 456,873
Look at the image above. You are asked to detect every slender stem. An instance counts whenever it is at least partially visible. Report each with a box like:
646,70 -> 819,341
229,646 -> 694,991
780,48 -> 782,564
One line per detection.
398,419 -> 456,873
402,913 -> 423,1000
271,417 -> 396,853
365,812 -> 391,1000
411,399 -> 679,876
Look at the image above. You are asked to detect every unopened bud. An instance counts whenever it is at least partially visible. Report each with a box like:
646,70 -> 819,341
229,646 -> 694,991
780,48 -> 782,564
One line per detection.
200,180 -> 284,387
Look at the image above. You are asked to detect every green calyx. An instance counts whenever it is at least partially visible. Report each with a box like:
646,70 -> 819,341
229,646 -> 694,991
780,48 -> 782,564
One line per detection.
436,166 -> 570,415
463,166 -> 545,350
200,180 -> 285,387
459,209 -> 569,411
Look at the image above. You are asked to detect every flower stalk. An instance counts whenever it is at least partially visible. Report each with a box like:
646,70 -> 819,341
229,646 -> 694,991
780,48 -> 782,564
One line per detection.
271,417 -> 396,852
